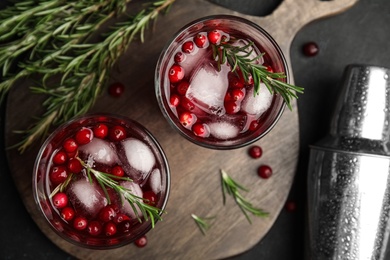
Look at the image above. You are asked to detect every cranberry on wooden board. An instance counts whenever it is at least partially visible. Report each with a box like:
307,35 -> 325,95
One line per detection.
134,235 -> 148,248
302,41 -> 319,57
248,145 -> 263,159
108,82 -> 125,97
257,165 -> 273,179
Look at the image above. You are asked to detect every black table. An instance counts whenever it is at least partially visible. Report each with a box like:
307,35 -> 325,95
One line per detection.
1,0 -> 390,259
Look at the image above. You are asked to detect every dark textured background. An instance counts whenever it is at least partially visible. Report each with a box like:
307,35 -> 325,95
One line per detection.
1,0 -> 390,259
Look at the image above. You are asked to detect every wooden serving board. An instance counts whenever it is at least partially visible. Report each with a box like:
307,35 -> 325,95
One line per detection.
4,0 -> 357,259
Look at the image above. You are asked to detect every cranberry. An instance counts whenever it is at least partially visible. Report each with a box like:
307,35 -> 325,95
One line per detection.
176,81 -> 189,96
75,127 -> 93,145
52,150 -> 68,165
104,222 -> 117,236
88,221 -> 102,236
73,216 -> 88,230
179,112 -> 196,128
248,145 -> 262,159
114,213 -> 131,224
61,206 -> 75,221
207,30 -> 221,45
49,166 -> 68,185
174,52 -> 185,63
285,200 -> 297,212
231,88 -> 245,101
302,42 -> 319,57
63,138 -> 78,153
182,41 -> 194,53
93,124 -> 108,139
99,205 -> 117,222
224,100 -> 240,114
109,125 -> 126,141
264,64 -> 274,73
169,94 -> 180,107
192,123 -> 209,137
134,235 -> 147,248
257,165 -> 273,179
194,33 -> 207,48
168,64 -> 185,83
108,82 -> 125,97
67,158 -> 83,173
143,191 -> 157,206
118,220 -> 132,233
249,120 -> 260,131
111,165 -> 124,178
52,192 -> 68,209
180,97 -> 195,111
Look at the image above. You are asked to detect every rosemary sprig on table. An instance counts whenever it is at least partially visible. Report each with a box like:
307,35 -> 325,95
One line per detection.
0,0 -> 175,153
191,214 -> 215,235
212,41 -> 304,110
221,169 -> 268,224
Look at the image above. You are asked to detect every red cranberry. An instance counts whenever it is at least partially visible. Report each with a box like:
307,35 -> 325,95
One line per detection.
264,64 -> 274,73
61,206 -> 75,221
114,213 -> 131,224
52,192 -> 68,209
192,123 -> 209,137
248,145 -> 262,159
52,150 -> 68,165
75,127 -> 93,145
180,97 -> 195,111
174,52 -> 185,63
207,30 -> 221,45
73,216 -> 88,230
67,158 -> 83,173
168,64 -> 185,83
99,205 -> 117,222
224,100 -> 240,114
93,124 -> 108,139
111,165 -> 124,178
63,138 -> 78,153
194,33 -> 207,48
88,221 -> 102,236
285,200 -> 297,212
231,88 -> 245,101
179,112 -> 196,128
109,125 -> 126,141
169,94 -> 180,107
176,81 -> 189,96
104,222 -> 117,236
258,165 -> 273,179
49,166 -> 68,185
143,191 -> 157,206
302,42 -> 319,57
182,41 -> 194,53
134,235 -> 147,248
108,82 -> 125,97
249,120 -> 260,131
228,73 -> 244,88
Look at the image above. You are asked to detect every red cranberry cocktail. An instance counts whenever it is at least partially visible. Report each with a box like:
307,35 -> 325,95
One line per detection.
155,15 -> 290,149
33,114 -> 170,249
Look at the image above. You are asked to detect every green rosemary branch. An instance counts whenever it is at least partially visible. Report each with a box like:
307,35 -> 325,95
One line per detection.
220,169 -> 268,224
78,157 -> 165,228
4,0 -> 175,153
49,172 -> 74,198
191,214 -> 215,235
212,41 -> 304,110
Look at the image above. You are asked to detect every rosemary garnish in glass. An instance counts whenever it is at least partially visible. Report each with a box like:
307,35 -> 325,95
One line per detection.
212,41 -> 304,110
221,169 -> 268,224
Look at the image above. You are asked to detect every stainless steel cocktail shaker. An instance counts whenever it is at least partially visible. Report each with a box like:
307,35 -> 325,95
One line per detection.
307,64 -> 390,260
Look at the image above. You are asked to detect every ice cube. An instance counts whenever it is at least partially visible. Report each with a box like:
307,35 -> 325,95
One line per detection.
79,138 -> 119,165
186,63 -> 230,115
241,83 -> 273,116
120,181 -> 143,219
149,169 -> 162,194
208,121 -> 240,140
68,177 -> 108,218
121,138 -> 155,177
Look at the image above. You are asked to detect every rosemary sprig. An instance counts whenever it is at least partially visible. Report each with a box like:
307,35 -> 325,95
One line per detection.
191,214 -> 215,235
0,0 -> 175,153
212,41 -> 304,110
220,169 -> 268,224
78,158 -> 165,228
49,172 -> 74,199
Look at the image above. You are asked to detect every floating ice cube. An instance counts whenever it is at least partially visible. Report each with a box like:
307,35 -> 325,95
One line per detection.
241,83 -> 273,115
186,63 -> 230,115
120,181 -> 143,219
149,169 -> 162,194
68,178 -> 107,218
208,121 -> 240,140
79,138 -> 119,165
121,138 -> 155,175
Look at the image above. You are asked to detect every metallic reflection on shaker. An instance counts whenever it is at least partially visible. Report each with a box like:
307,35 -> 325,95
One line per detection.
307,64 -> 390,260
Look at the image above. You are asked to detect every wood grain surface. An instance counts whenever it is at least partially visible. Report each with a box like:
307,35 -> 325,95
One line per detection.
4,0 -> 357,259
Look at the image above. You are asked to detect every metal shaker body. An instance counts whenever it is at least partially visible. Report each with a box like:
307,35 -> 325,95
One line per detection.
307,64 -> 390,260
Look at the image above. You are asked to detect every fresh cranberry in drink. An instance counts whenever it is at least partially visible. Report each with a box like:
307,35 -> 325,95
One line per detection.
33,114 -> 170,249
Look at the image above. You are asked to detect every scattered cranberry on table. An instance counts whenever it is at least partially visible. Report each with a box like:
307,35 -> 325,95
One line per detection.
134,235 -> 148,248
108,82 -> 125,97
302,41 -> 319,57
257,165 -> 273,179
285,200 -> 297,212
248,145 -> 263,159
